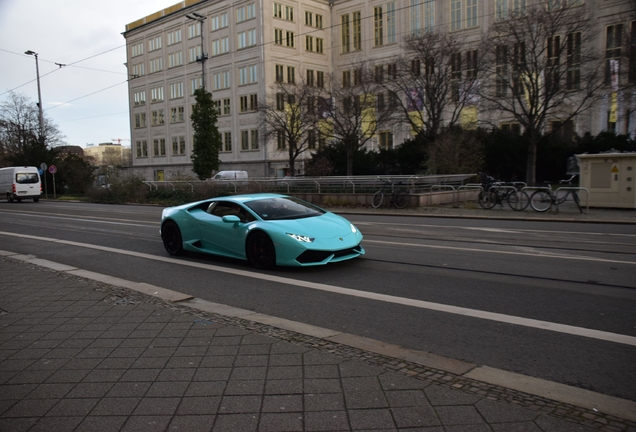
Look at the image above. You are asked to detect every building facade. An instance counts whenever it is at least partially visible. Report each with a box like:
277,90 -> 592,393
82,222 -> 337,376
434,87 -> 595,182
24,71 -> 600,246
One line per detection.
123,0 -> 636,180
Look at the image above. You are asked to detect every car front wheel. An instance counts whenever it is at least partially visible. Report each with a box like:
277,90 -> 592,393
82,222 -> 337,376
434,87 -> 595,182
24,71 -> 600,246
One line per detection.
161,221 -> 184,255
246,231 -> 276,270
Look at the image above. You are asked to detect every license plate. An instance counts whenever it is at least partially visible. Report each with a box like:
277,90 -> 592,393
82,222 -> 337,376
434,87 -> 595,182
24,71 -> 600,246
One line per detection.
18,191 -> 27,194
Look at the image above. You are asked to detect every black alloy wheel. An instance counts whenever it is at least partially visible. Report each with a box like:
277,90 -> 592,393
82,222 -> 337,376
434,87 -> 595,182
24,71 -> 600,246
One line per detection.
246,231 -> 276,270
161,221 -> 184,255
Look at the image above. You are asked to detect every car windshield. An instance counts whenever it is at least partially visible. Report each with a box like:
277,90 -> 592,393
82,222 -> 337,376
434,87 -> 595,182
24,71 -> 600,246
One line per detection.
245,197 -> 325,221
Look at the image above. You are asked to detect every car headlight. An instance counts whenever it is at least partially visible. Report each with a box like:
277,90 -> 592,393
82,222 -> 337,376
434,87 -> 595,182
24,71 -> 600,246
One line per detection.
286,233 -> 315,242
350,224 -> 358,233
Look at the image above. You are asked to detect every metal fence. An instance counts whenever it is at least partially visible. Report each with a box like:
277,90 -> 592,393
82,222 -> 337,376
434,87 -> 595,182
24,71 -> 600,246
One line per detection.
143,174 -> 476,195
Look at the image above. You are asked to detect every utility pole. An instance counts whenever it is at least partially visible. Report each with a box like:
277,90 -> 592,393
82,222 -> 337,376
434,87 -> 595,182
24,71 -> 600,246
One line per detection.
186,12 -> 208,91
25,50 -> 44,142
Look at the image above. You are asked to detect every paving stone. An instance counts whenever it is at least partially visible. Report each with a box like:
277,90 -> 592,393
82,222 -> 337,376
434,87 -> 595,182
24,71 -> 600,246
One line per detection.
120,415 -> 172,432
259,412 -> 304,431
176,396 -> 221,415
167,415 -> 216,432
385,389 -> 428,407
305,410 -> 350,431
212,413 -> 259,431
262,395 -> 303,412
185,381 -> 226,397
391,405 -> 441,428
348,408 -> 395,430
28,416 -> 84,432
344,391 -> 389,409
219,395 -> 263,414
74,416 -> 129,432
305,393 -> 346,412
535,414 -> 601,431
424,384 -> 482,405
435,405 -> 485,425
476,398 -> 540,423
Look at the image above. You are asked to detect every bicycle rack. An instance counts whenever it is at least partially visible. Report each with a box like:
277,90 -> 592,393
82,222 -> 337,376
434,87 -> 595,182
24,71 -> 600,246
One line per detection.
554,187 -> 589,213
456,184 -> 482,207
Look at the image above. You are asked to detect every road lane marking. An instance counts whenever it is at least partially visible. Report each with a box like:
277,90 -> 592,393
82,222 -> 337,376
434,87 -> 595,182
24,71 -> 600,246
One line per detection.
2,230 -> 635,347
365,239 -> 636,265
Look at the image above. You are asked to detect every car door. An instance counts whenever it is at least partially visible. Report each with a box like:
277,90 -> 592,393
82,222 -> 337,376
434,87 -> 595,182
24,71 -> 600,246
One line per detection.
200,201 -> 253,258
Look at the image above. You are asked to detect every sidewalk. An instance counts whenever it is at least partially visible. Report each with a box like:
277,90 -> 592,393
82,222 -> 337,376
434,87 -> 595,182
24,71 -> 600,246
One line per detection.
1,252 -> 635,432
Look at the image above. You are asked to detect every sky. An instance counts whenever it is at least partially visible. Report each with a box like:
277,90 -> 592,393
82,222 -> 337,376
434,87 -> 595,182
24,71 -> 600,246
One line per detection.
0,0 -> 182,148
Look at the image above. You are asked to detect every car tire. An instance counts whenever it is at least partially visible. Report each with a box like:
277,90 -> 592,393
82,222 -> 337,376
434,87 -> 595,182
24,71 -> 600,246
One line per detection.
161,220 -> 184,255
7,194 -> 13,203
246,231 -> 276,270
33,197 -> 40,203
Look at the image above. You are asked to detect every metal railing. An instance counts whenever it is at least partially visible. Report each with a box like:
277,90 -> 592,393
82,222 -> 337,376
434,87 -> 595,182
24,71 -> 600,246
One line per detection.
143,174 -> 476,196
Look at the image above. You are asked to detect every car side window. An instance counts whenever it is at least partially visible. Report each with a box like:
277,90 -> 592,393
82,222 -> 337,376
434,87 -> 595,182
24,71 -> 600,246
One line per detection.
209,202 -> 255,223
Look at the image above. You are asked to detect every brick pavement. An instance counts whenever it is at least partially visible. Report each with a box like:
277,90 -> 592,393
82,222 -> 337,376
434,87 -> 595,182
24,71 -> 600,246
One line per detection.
1,254 -> 634,432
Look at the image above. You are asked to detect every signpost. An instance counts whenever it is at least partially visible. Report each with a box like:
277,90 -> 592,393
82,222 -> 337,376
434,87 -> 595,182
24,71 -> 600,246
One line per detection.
48,165 -> 57,199
40,162 -> 48,199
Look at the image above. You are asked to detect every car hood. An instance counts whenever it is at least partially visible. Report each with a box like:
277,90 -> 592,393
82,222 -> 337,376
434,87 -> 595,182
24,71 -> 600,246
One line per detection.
269,214 -> 354,239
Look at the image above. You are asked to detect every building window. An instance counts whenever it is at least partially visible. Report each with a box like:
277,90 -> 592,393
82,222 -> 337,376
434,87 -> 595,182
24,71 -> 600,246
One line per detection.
223,98 -> 231,115
133,90 -> 146,106
466,0 -> 477,28
546,36 -> 560,92
131,42 -> 144,57
276,64 -> 284,82
466,49 -> 478,79
148,36 -> 162,51
151,109 -> 165,126
170,106 -> 185,123
189,45 -> 202,63
387,2 -> 396,44
495,0 -> 526,21
168,51 -> 183,68
342,70 -> 351,87
451,0 -> 462,31
273,3 -> 282,18
190,77 -> 202,95
306,36 -> 314,52
316,14 -> 323,29
379,131 -> 393,149
307,69 -> 315,86
149,57 -> 163,73
213,71 -> 231,90
188,23 -> 200,39
151,86 -> 164,102
387,63 -> 397,80
277,130 -> 286,149
316,38 -> 324,53
276,93 -> 285,110
251,129 -> 259,149
353,12 -> 362,51
275,28 -> 284,45
167,29 -> 182,45
239,94 -> 258,112
606,24 -> 623,87
285,5 -> 294,21
134,112 -> 147,128
424,0 -> 434,31
411,59 -> 421,76
238,66 -> 258,86
375,65 -> 384,83
169,82 -> 184,99
496,45 -> 508,97
287,66 -> 295,83
354,68 -> 362,85
286,31 -> 295,47
317,71 -> 324,88
341,14 -> 350,53
501,122 -> 521,135
212,37 -> 229,56
136,140 -> 148,158
153,138 -> 166,156
172,136 -> 186,155
374,7 -> 383,47
223,132 -> 232,152
567,32 -> 581,90
132,63 -> 145,77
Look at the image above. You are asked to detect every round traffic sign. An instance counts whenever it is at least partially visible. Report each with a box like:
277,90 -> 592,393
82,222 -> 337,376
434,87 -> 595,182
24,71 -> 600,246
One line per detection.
48,165 -> 57,174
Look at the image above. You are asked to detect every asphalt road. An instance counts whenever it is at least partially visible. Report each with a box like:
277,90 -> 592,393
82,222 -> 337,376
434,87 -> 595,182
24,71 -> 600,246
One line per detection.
1,200 -> 635,403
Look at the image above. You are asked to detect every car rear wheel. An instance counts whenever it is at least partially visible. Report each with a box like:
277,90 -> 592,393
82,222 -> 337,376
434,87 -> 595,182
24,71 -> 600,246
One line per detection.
246,231 -> 276,270
161,221 -> 184,255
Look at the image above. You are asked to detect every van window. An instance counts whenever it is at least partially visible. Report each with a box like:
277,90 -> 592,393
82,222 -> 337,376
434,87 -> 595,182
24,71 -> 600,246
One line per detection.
16,173 -> 39,184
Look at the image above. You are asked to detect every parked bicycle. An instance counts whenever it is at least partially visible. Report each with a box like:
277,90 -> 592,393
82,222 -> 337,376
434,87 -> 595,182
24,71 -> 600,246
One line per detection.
477,173 -> 529,211
372,178 -> 410,209
529,175 -> 582,213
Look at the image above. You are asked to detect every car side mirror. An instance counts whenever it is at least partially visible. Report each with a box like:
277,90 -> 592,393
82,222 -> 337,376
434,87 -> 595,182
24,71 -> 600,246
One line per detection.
222,215 -> 241,223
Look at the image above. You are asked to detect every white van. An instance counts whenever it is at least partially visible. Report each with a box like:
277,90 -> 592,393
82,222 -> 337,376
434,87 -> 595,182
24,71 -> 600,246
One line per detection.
0,166 -> 42,202
210,170 -> 248,180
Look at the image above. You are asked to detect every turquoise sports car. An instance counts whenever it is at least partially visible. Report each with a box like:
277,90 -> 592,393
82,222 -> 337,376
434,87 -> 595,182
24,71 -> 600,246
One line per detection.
160,193 -> 364,269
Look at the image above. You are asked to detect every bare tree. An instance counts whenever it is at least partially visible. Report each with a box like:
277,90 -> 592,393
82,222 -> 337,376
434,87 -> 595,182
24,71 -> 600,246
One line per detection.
479,4 -> 603,185
259,78 -> 320,176
383,31 -> 480,141
0,91 -> 65,166
321,66 -> 396,176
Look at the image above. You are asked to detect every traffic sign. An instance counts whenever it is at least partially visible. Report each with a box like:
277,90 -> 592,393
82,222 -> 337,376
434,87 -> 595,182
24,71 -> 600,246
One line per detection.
48,165 -> 57,174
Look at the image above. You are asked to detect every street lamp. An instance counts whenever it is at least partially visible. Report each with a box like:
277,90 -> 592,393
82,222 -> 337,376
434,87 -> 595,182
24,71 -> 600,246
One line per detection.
25,50 -> 45,143
186,12 -> 208,91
